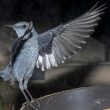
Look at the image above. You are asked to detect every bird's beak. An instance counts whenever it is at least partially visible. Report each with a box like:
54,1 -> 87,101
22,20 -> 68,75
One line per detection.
4,24 -> 19,29
4,25 -> 13,28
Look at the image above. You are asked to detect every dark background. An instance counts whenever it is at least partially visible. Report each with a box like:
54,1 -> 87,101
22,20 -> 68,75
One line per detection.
0,0 -> 110,110
0,0 -> 109,46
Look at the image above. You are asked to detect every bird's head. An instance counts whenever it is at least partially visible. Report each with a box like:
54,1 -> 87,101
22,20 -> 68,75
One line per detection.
5,21 -> 33,37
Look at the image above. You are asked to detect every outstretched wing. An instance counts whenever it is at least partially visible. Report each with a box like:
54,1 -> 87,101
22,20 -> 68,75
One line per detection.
37,4 -> 106,71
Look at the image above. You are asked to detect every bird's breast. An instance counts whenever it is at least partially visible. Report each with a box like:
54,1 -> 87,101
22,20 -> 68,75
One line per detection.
18,36 -> 39,59
23,36 -> 38,48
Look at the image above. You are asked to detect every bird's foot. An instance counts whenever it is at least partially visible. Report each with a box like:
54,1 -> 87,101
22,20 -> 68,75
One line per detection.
31,99 -> 41,108
28,104 -> 38,110
22,101 -> 39,110
22,101 -> 28,106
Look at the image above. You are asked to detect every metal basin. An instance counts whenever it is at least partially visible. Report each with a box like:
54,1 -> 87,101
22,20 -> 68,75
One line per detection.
20,85 -> 110,110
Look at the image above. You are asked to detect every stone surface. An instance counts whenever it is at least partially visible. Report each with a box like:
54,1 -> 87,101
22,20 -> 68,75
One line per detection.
20,85 -> 110,110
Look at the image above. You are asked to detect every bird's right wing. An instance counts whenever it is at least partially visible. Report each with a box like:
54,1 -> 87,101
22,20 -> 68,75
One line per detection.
37,3 -> 106,71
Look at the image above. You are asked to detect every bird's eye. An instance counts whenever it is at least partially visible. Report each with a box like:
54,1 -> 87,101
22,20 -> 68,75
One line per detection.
23,25 -> 26,28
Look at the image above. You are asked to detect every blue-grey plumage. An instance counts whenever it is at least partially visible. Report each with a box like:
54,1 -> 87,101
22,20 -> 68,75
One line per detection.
0,21 -> 40,109
0,66 -> 10,81
0,3 -> 106,110
13,29 -> 39,85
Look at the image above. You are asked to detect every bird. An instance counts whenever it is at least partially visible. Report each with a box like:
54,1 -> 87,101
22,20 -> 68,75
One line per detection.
0,3 -> 106,110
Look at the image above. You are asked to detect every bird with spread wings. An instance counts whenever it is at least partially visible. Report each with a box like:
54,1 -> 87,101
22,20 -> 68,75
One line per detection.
0,3 -> 106,110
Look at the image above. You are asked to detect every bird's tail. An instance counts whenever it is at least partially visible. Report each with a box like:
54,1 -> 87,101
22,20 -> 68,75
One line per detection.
0,66 -> 10,81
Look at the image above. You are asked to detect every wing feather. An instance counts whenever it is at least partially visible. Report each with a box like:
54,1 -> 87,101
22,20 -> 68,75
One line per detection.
37,3 -> 106,71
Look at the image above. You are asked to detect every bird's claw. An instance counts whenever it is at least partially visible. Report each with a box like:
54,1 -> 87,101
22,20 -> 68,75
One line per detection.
28,105 -> 39,110
22,101 -> 28,106
22,101 -> 39,110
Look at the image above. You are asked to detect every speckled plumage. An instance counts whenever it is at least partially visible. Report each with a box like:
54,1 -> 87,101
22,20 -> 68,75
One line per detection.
13,30 -> 39,88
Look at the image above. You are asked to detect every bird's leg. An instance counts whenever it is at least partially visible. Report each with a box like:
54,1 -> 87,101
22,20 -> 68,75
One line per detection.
23,77 -> 33,101
23,77 -> 40,110
25,89 -> 33,101
19,81 -> 38,110
25,88 -> 40,109
19,81 -> 30,102
20,80 -> 38,110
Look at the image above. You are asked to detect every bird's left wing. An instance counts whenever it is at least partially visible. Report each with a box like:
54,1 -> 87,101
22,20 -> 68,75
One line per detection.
37,4 -> 105,71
